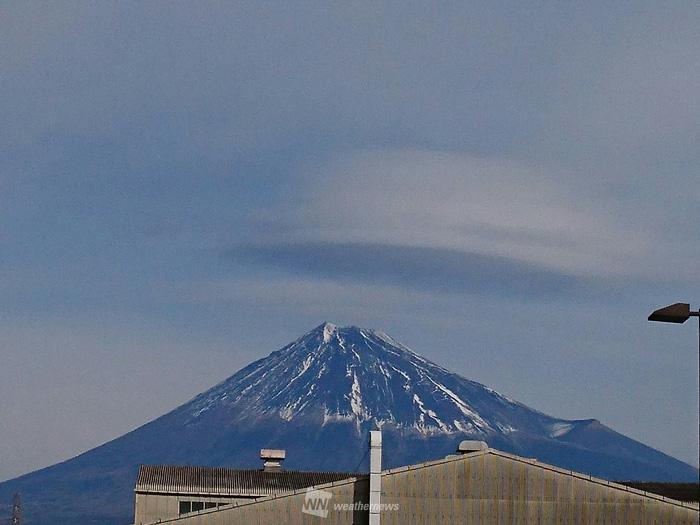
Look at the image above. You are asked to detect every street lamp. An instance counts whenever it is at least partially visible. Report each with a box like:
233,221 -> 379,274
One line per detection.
648,301 -> 700,352
648,303 -> 698,325
648,302 -> 700,464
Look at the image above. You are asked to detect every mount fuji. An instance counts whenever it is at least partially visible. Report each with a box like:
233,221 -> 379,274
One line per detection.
1,322 -> 697,524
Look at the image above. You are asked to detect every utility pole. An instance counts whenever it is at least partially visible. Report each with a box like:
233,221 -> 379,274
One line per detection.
10,493 -> 21,525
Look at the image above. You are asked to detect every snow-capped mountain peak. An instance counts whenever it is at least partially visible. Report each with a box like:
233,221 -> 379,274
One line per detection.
185,323 -> 571,439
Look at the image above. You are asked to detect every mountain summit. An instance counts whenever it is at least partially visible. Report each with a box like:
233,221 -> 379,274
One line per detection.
1,323 -> 697,524
187,322 -> 563,438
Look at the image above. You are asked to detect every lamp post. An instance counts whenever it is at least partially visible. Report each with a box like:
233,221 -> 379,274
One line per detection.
648,302 -> 700,463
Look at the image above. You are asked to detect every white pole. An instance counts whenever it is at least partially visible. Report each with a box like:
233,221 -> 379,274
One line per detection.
369,431 -> 382,525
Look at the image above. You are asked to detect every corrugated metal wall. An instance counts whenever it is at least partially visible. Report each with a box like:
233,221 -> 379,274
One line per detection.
151,452 -> 699,525
153,478 -> 367,525
381,452 -> 698,524
134,494 -> 252,525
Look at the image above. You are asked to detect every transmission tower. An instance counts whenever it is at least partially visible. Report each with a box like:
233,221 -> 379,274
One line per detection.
10,493 -> 21,525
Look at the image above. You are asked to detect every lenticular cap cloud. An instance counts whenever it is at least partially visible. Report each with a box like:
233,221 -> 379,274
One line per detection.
224,241 -> 589,299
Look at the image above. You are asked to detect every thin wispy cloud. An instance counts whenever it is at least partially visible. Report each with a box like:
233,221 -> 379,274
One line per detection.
275,150 -> 648,278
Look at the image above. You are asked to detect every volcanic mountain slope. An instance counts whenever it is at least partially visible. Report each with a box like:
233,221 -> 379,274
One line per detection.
1,323 -> 697,524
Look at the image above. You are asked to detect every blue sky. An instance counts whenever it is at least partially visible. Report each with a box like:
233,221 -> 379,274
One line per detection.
1,2 -> 699,480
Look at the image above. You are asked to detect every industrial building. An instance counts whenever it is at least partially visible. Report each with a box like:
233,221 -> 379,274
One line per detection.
134,435 -> 699,525
133,449 -> 354,524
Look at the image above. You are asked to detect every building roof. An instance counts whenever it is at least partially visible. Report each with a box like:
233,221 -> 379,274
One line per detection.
135,465 -> 357,497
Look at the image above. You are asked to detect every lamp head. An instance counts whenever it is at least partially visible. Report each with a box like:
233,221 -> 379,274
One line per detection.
648,303 -> 691,323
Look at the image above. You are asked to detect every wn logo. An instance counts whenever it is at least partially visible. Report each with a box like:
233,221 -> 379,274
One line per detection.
302,487 -> 333,518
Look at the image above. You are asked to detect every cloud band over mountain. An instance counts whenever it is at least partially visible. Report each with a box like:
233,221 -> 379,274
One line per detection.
224,241 -> 589,299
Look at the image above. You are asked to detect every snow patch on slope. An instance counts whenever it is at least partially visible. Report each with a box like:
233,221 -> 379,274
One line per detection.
549,422 -> 574,438
349,372 -> 364,418
425,376 -> 492,432
413,394 -> 450,434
